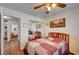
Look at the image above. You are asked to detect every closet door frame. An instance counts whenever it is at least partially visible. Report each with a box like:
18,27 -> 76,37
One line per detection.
1,7 -> 4,55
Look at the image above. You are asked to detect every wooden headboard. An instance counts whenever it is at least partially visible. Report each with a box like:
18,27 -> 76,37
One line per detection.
58,33 -> 69,43
59,33 -> 69,54
49,32 -> 69,43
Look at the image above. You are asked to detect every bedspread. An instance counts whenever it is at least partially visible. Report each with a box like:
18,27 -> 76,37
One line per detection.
27,38 -> 67,55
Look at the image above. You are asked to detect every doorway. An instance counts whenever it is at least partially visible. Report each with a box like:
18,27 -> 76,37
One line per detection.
3,16 -> 21,55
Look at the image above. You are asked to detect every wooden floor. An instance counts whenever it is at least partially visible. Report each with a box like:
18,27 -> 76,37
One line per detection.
4,40 -> 24,55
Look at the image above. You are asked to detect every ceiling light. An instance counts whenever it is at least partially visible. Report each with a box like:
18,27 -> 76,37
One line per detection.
3,16 -> 11,19
47,7 -> 51,11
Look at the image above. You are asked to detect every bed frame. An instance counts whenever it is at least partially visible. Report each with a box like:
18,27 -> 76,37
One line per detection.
26,32 -> 69,55
53,32 -> 69,54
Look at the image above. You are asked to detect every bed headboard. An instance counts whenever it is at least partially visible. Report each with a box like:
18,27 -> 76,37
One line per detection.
58,33 -> 69,44
48,32 -> 69,43
58,32 -> 69,54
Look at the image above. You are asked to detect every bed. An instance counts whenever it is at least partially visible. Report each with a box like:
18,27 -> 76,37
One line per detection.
26,32 -> 69,55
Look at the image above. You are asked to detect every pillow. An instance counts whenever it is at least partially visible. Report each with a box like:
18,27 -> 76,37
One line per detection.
48,32 -> 59,38
28,35 -> 35,41
34,31 -> 41,39
34,34 -> 41,39
47,37 -> 54,41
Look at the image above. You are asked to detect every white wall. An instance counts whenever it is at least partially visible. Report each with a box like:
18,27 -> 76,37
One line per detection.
2,7 -> 44,50
45,8 -> 79,54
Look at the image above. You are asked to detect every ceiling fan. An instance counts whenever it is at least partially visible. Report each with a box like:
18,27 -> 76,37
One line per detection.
33,3 -> 66,14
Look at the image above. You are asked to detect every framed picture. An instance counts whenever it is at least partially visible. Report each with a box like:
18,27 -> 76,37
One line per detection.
50,18 -> 65,28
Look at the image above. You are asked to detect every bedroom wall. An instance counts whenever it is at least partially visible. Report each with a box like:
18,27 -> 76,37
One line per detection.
2,7 -> 44,50
45,8 -> 79,54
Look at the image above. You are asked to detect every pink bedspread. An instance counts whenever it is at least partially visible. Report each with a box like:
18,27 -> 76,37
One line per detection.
40,43 -> 57,55
28,38 -> 67,55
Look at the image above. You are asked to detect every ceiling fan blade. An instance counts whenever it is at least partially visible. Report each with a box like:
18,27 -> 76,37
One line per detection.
33,4 -> 45,9
54,3 -> 66,8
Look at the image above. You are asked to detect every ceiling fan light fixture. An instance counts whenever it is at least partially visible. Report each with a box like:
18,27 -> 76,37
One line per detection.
47,7 -> 51,11
33,3 -> 66,14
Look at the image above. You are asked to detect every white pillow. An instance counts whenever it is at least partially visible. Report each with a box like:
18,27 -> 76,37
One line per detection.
28,35 -> 35,40
47,37 -> 54,41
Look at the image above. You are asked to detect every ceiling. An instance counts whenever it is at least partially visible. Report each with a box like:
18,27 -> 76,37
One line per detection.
0,3 -> 79,19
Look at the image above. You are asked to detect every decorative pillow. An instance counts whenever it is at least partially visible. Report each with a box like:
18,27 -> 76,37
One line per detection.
34,31 -> 41,39
48,32 -> 59,38
34,34 -> 41,39
28,35 -> 35,41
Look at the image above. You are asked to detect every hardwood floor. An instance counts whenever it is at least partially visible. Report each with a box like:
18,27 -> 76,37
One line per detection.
4,40 -> 24,55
